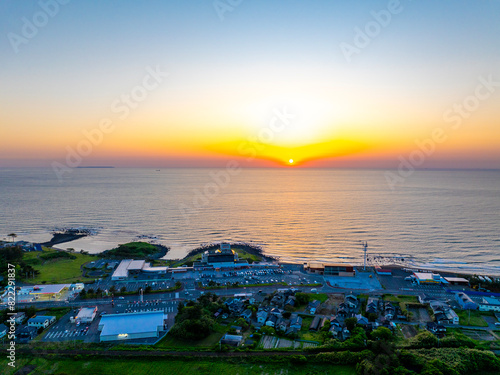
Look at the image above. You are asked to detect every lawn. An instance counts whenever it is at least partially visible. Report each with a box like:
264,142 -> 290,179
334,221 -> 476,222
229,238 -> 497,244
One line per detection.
456,310 -> 489,327
0,357 -> 356,375
23,248 -> 96,284
313,293 -> 329,303
383,294 -> 419,303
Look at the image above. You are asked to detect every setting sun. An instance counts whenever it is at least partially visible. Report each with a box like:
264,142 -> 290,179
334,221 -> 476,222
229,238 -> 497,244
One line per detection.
289,159 -> 294,164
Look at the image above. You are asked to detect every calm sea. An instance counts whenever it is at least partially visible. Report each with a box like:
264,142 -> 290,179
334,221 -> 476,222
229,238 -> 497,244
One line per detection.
1,168 -> 499,275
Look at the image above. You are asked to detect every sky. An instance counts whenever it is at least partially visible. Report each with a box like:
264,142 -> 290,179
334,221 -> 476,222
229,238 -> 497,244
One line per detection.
1,0 -> 499,169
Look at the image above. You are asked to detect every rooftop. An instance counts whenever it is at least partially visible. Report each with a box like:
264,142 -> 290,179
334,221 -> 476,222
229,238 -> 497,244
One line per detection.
99,311 -> 166,336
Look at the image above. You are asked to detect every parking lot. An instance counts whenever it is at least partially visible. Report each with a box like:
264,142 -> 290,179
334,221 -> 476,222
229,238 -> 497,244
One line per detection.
196,269 -> 320,288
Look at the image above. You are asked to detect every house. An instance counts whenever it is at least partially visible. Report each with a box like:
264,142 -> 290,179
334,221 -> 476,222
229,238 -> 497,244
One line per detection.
366,297 -> 379,315
330,315 -> 344,327
28,315 -> 56,329
285,326 -> 298,336
426,322 -> 446,335
329,324 -> 342,338
418,294 -> 434,304
336,308 -> 348,319
384,303 -> 395,320
446,309 -> 459,325
455,292 -> 478,310
290,314 -> 303,330
256,310 -> 268,324
241,308 -> 253,322
0,323 -> 8,339
230,325 -> 242,334
269,308 -> 282,318
220,334 -> 243,347
12,312 -> 26,324
355,314 -> 369,326
276,318 -> 289,332
345,294 -> 358,310
266,315 -> 278,327
285,296 -> 296,307
308,300 -> 320,314
309,316 -> 321,331
16,326 -> 38,343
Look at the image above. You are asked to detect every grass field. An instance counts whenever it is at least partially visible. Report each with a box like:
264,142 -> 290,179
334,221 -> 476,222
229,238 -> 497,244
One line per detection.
156,323 -> 227,349
0,357 -> 356,375
382,295 -> 419,303
23,248 -> 96,284
456,310 -> 489,327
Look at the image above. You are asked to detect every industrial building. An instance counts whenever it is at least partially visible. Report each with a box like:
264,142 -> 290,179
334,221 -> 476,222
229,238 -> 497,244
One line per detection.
111,259 -> 168,281
17,284 -> 71,301
98,311 -> 167,342
306,263 -> 355,276
75,306 -> 98,324
455,292 -> 478,310
479,296 -> 500,312
411,272 -> 444,285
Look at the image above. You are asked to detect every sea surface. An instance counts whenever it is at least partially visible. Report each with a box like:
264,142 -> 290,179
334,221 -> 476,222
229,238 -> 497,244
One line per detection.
1,168 -> 499,275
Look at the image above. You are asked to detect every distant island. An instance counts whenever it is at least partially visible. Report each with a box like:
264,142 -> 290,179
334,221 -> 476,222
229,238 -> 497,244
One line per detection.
76,166 -> 115,168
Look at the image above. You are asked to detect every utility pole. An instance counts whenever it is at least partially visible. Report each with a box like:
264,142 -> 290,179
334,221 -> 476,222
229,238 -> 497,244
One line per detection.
363,241 -> 368,271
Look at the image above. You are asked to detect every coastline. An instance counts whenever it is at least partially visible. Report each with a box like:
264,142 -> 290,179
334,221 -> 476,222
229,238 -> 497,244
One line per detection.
8,230 -> 500,278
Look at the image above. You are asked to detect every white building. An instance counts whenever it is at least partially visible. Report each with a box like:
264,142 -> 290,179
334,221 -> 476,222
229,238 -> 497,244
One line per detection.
479,296 -> 500,312
111,259 -> 168,281
98,311 -> 167,342
75,306 -> 98,323
28,315 -> 56,329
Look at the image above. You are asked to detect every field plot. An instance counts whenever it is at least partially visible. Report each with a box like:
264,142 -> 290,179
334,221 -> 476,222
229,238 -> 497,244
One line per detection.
408,307 -> 430,323
461,329 -> 497,341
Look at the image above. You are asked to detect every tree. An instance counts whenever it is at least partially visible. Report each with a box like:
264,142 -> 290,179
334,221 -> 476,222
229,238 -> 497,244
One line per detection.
345,317 -> 358,332
8,233 -> 17,242
145,285 -> 152,294
120,286 -> 127,293
79,289 -> 87,298
295,292 -> 310,306
96,288 -> 102,296
371,326 -> 393,341
87,288 -> 94,295
109,285 -> 117,294
260,326 -> 275,335
175,281 -> 182,289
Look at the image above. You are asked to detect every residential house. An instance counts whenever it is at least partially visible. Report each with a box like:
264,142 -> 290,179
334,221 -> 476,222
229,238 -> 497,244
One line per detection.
220,334 -> 243,347
256,310 -> 268,324
266,314 -> 278,327
309,316 -> 321,331
290,314 -> 303,330
16,326 -> 38,343
308,300 -> 320,314
12,312 -> 26,324
384,302 -> 395,320
285,296 -> 296,307
345,294 -> 359,310
269,308 -> 282,318
355,314 -> 369,326
276,318 -> 289,332
230,326 -> 242,334
366,297 -> 379,315
240,309 -> 252,322
0,323 -> 8,339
